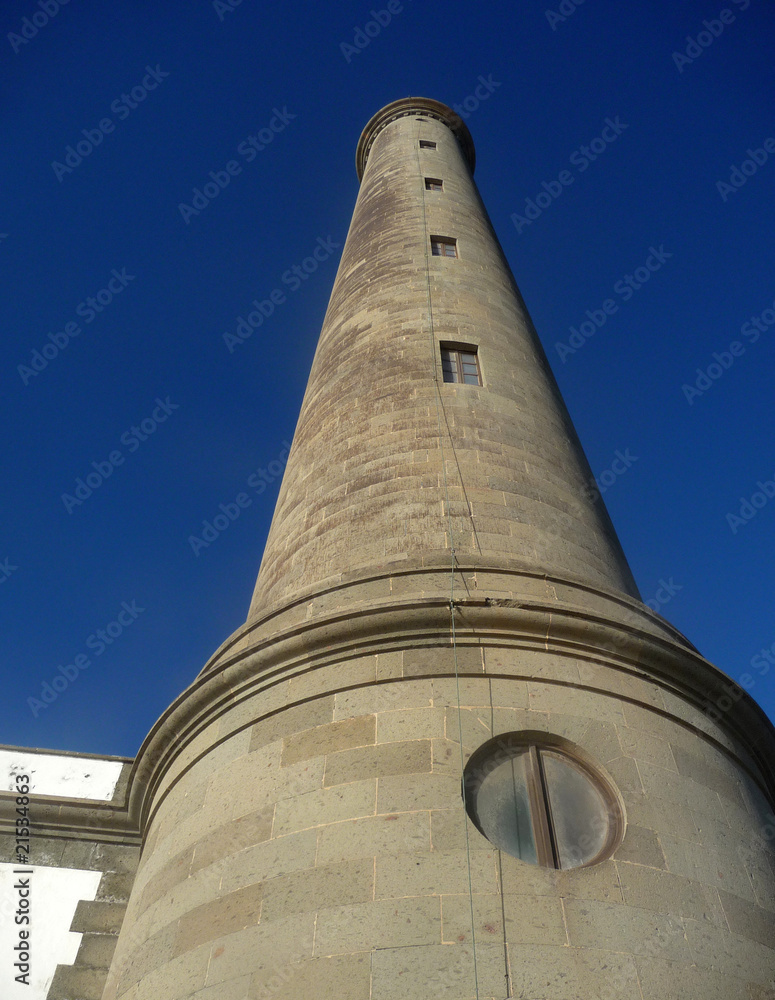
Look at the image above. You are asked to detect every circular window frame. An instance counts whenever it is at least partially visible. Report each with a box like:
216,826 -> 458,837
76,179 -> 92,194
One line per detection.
462,731 -> 626,869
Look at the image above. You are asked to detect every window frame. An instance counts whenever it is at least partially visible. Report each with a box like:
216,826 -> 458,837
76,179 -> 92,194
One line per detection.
462,731 -> 624,869
425,177 -> 443,191
440,344 -> 481,386
430,235 -> 457,258
419,139 -> 437,149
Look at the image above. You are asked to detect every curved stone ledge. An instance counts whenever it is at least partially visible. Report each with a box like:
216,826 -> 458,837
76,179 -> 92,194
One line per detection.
0,793 -> 139,846
124,587 -> 775,839
212,560 -> 691,679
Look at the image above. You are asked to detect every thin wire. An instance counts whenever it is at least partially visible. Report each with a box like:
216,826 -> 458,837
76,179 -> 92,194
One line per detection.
415,132 -> 481,1000
450,602 -> 482,1000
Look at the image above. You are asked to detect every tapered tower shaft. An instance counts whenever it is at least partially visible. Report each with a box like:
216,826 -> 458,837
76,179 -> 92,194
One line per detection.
250,98 -> 638,619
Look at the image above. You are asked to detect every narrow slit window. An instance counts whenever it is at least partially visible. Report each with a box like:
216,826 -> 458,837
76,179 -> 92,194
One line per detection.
441,345 -> 481,385
431,236 -> 457,258
425,178 -> 443,191
419,140 -> 436,149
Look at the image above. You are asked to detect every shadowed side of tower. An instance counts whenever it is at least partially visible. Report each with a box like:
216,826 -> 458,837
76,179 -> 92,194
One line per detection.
102,100 -> 775,1000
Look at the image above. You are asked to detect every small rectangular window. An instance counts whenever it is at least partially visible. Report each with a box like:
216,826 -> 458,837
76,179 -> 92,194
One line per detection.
425,178 -> 443,191
441,345 -> 481,385
431,236 -> 457,258
419,140 -> 436,149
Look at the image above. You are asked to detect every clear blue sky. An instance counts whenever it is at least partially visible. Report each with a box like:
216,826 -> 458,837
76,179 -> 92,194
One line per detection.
1,0 -> 773,757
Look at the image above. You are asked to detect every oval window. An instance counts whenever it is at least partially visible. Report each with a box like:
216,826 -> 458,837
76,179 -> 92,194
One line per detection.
463,733 -> 623,869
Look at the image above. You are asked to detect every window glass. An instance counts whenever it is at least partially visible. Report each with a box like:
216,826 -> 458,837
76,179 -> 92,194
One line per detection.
463,734 -> 621,869
542,753 -> 609,868
474,751 -> 537,864
441,346 -> 480,385
431,237 -> 457,258
442,349 -> 458,383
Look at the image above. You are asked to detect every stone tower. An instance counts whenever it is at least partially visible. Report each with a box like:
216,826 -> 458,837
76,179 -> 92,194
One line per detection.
102,99 -> 775,1000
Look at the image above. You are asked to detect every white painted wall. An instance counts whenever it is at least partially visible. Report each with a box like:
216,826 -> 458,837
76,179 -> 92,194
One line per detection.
0,864 -> 102,999
0,750 -> 123,801
0,750 -> 126,995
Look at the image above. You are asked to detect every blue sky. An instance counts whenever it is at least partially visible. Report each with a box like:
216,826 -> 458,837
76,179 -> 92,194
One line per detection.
1,0 -> 773,758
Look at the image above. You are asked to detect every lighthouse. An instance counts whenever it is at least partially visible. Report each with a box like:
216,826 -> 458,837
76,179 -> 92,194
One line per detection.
95,98 -> 775,1000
